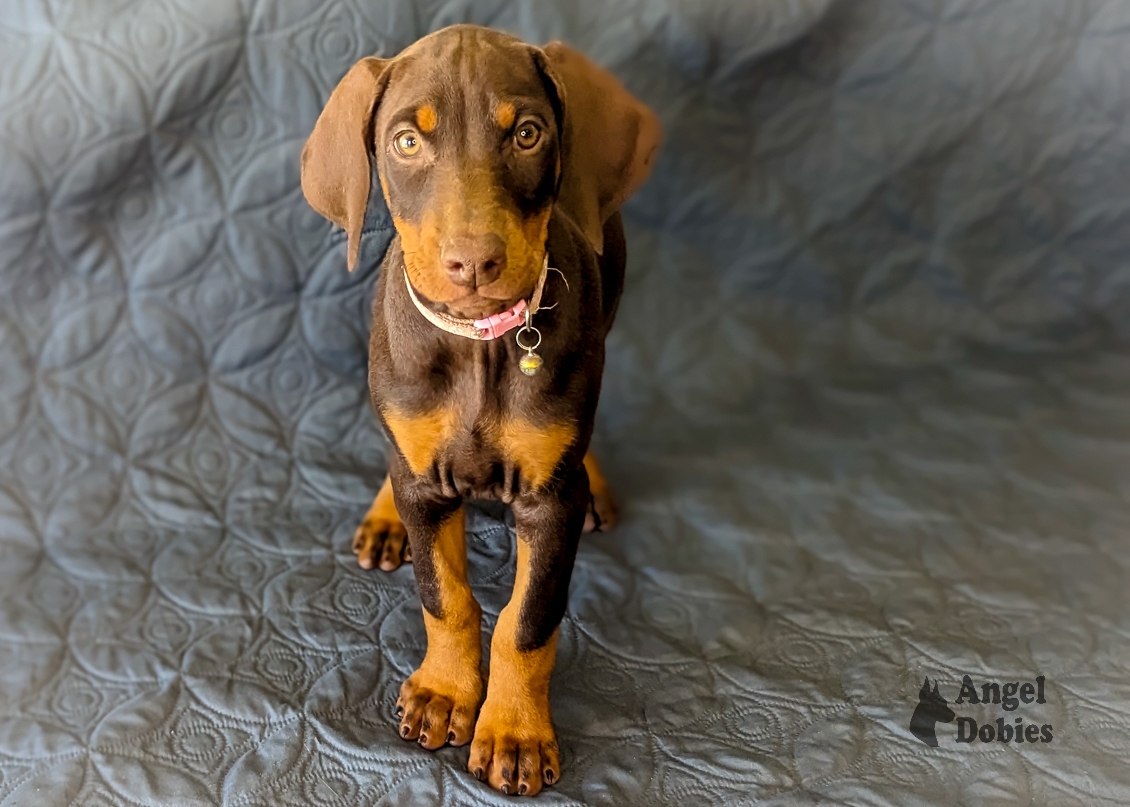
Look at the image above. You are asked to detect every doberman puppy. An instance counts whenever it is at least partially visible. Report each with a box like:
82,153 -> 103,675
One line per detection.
300,25 -> 660,796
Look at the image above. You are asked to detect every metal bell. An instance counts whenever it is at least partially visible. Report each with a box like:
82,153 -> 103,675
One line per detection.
519,352 -> 543,376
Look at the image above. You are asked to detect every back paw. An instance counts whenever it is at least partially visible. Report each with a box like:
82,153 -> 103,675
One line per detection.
584,489 -> 618,533
353,475 -> 411,571
582,451 -> 618,533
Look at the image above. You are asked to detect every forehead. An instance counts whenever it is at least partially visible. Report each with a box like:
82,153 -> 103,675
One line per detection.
379,28 -> 550,125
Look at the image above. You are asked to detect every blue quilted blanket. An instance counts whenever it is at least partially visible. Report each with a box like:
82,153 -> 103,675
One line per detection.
2,0 -> 1130,804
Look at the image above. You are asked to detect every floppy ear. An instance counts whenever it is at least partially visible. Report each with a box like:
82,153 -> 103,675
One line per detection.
534,42 -> 662,254
300,57 -> 393,272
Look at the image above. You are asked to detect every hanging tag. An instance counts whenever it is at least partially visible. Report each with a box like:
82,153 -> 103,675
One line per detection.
515,308 -> 543,376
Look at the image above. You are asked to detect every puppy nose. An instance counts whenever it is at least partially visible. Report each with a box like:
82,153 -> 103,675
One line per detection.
442,234 -> 506,288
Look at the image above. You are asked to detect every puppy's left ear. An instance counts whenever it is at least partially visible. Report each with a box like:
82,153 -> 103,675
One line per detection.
533,43 -> 662,254
301,57 -> 393,271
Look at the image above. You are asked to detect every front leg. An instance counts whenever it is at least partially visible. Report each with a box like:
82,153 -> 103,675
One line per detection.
469,465 -> 587,796
392,465 -> 483,749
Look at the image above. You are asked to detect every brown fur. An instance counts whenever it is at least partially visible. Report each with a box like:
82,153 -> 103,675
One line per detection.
301,24 -> 660,796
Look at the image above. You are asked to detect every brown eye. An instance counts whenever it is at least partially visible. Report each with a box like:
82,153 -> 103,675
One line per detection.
514,122 -> 541,150
394,130 -> 420,157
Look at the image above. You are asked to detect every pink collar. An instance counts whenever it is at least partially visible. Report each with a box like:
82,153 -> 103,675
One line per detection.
403,256 -> 550,341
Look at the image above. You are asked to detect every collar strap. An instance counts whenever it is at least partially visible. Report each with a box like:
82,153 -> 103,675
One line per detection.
404,255 -> 550,341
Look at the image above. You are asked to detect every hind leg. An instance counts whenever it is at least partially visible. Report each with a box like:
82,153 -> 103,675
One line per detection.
353,474 -> 411,571
582,451 -> 618,533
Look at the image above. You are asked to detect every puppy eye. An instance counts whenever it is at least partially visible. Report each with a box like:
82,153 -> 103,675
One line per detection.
394,130 -> 421,157
514,122 -> 541,150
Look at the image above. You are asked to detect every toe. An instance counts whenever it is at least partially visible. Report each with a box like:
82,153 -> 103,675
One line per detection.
353,519 -> 383,570
357,537 -> 377,569
379,523 -> 408,571
541,740 -> 560,787
469,736 -> 492,782
418,694 -> 453,750
447,704 -> 476,747
517,743 -> 542,796
399,692 -> 428,741
489,737 -> 518,794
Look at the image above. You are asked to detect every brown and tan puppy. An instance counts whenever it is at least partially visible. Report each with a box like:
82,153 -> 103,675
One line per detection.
301,24 -> 660,796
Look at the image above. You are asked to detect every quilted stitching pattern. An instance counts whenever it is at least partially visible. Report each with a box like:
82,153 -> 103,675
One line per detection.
2,0 -> 1130,804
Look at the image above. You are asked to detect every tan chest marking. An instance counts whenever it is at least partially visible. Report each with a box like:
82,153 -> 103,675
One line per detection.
494,419 -> 576,490
384,406 -> 574,489
383,405 -> 457,475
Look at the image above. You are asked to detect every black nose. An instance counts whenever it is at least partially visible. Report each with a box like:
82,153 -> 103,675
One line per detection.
442,234 -> 506,288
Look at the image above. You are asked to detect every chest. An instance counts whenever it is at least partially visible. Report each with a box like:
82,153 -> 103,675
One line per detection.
375,339 -> 584,498
368,230 -> 606,498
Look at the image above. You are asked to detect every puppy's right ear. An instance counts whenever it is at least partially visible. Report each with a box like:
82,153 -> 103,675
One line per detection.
300,57 -> 392,272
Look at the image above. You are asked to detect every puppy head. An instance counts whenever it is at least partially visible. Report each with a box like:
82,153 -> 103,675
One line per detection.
301,25 -> 661,320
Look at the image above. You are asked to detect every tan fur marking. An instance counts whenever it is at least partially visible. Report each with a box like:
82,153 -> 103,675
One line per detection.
393,164 -> 551,314
582,450 -> 619,532
398,507 -> 483,749
416,104 -> 437,133
495,419 -> 575,490
370,474 -> 399,520
582,451 -> 606,491
520,208 -> 551,264
394,212 -> 469,304
469,537 -> 560,794
494,101 -> 516,130
383,404 -> 457,476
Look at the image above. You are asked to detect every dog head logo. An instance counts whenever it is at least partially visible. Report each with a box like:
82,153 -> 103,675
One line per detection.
909,677 -> 955,746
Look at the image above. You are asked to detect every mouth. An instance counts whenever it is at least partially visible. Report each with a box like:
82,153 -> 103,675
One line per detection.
419,272 -> 541,321
436,293 -> 516,321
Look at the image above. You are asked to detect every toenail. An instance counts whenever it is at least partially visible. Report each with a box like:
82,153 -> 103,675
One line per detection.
501,783 -> 510,795
519,784 -> 527,795
400,725 -> 409,738
474,767 -> 483,781
446,731 -> 456,743
544,770 -> 555,784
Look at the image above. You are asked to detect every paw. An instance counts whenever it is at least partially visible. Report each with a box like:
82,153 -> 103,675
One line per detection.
583,488 -> 618,533
353,511 -> 409,571
468,706 -> 560,796
397,669 -> 480,750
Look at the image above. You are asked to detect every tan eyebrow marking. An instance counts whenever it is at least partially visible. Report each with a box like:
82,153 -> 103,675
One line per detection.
416,105 -> 437,133
494,101 -> 515,130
